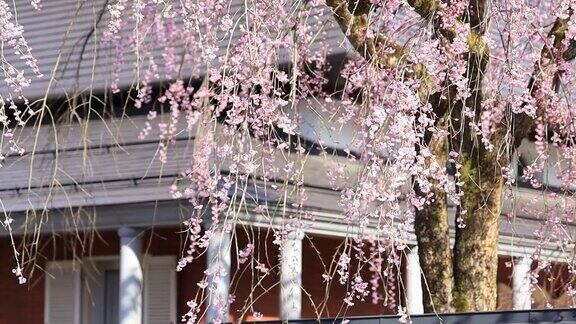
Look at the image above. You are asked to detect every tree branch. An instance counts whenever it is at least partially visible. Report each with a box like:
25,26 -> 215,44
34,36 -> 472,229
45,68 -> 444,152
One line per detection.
510,16 -> 574,150
326,0 -> 403,67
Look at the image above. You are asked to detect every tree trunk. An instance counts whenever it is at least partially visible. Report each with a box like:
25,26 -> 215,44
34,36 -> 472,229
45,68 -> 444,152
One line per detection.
450,0 -> 498,308
414,135 -> 454,313
452,149 -> 503,311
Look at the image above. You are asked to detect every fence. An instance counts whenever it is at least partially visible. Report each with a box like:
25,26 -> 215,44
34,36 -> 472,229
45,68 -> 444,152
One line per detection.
255,309 -> 576,324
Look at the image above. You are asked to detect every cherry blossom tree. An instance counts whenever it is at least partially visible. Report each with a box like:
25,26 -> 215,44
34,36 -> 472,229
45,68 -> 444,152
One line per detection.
1,0 -> 576,320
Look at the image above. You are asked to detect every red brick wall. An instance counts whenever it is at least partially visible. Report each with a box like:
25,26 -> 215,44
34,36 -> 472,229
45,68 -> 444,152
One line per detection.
230,227 -> 280,321
301,235 -> 397,318
0,236 -> 45,324
4,228 -> 564,323
0,228 -> 400,323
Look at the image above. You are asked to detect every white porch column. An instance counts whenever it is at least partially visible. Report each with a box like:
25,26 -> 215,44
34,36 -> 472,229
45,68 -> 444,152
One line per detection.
405,247 -> 424,314
118,226 -> 143,324
513,257 -> 532,310
206,230 -> 232,324
280,231 -> 303,320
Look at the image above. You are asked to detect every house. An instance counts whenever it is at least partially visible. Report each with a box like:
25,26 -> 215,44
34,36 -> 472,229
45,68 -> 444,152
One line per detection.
0,0 -> 574,323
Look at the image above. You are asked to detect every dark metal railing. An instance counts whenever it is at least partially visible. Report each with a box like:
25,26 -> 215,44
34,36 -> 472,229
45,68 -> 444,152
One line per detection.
251,308 -> 576,324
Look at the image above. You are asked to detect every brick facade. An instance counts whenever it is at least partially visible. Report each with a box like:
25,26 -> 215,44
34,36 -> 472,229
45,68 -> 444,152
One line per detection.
0,229 -> 570,323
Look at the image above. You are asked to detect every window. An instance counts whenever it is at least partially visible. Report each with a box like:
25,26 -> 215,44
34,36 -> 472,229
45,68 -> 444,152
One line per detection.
45,256 -> 176,324
103,270 -> 120,324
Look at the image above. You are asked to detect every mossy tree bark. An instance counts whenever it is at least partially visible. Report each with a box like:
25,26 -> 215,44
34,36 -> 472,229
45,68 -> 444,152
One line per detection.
409,0 -> 457,313
452,150 -> 503,311
414,134 -> 454,313
450,0 -> 500,311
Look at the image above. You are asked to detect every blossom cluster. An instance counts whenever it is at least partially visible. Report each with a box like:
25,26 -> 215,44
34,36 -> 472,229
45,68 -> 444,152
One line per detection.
94,0 -> 576,320
7,0 -> 576,320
